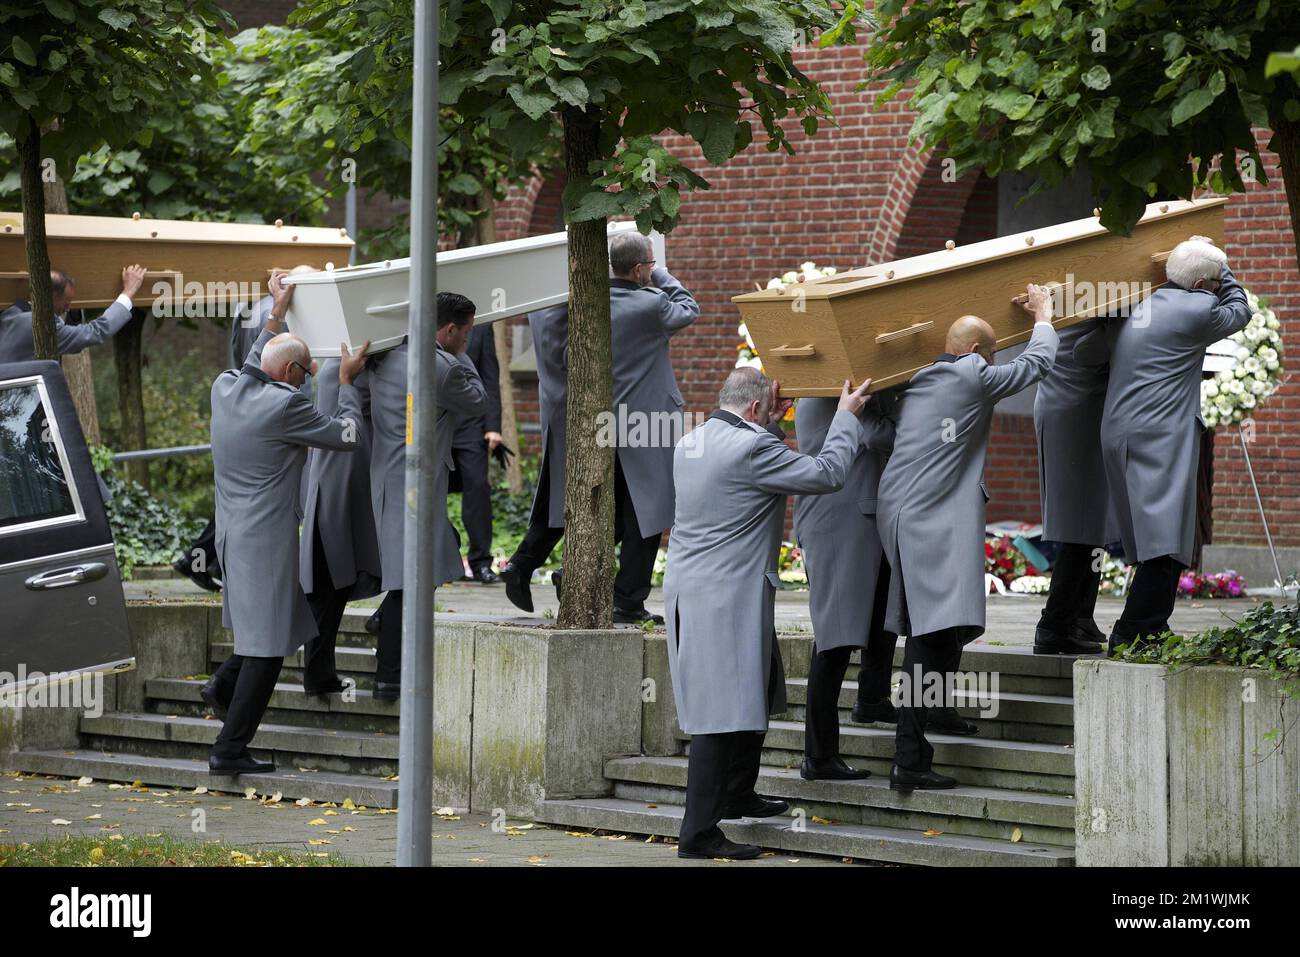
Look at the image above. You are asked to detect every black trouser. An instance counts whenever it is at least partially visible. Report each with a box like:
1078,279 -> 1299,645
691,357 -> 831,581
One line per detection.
1037,542 -> 1102,635
182,517 -> 221,579
679,730 -> 765,851
1112,555 -> 1184,644
210,654 -> 283,759
374,589 -> 404,684
304,529 -> 346,692
452,427 -> 494,574
893,628 -> 963,772
510,452 -> 660,609
805,560 -> 896,761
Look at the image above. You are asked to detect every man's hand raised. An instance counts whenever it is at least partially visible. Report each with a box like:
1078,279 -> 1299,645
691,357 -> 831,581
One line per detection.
339,340 -> 370,385
120,264 -> 147,300
837,378 -> 873,416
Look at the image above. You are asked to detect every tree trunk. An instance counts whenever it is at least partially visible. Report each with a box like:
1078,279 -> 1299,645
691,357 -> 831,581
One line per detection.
44,173 -> 102,445
16,115 -> 56,360
473,187 -> 524,493
113,309 -> 150,489
557,107 -> 615,630
1272,116 -> 1300,278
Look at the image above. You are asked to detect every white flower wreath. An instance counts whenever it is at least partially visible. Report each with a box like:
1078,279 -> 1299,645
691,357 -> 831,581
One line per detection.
1202,290 -> 1284,429
736,262 -> 838,370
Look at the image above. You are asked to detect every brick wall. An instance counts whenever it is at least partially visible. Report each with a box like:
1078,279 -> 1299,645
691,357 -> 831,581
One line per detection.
492,42 -> 1300,551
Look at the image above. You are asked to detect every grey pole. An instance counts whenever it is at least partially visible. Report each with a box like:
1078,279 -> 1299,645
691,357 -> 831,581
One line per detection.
396,0 -> 437,867
345,182 -> 358,266
1238,424 -> 1286,592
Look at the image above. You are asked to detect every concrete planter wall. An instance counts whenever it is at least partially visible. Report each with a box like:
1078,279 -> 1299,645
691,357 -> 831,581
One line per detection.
432,621 -> 643,817
1074,659 -> 1299,866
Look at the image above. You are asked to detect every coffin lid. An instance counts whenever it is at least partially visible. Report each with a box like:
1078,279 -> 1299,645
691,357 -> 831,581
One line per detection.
0,211 -> 354,248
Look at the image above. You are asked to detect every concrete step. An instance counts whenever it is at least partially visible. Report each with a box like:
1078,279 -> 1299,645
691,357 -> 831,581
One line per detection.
11,748 -> 399,808
798,641 -> 1085,695
78,712 -> 398,778
605,755 -> 1074,847
533,797 -> 1074,866
146,678 -> 399,734
208,642 -> 378,692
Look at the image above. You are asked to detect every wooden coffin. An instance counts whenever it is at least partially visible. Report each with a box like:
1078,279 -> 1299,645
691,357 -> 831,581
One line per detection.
0,212 -> 354,309
732,198 -> 1227,396
283,220 -> 669,358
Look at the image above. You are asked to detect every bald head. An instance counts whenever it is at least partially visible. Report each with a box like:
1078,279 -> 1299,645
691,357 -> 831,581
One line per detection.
261,333 -> 313,383
946,315 -> 996,361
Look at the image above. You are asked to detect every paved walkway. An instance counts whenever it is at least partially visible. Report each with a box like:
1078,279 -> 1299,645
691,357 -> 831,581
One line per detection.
127,575 -> 1262,647
0,771 -> 844,867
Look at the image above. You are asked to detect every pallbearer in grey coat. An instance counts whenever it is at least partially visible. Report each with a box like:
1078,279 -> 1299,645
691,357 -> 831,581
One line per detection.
204,273 -> 369,775
1031,318 -> 1111,655
666,367 -> 875,860
367,293 -> 486,699
0,265 -> 146,363
1078,237 -> 1251,652
793,394 -> 899,781
877,287 -> 1058,791
298,360 -> 382,696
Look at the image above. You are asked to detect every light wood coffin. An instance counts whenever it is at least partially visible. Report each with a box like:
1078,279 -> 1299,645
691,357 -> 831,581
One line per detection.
282,220 -> 668,358
0,212 -> 354,309
732,198 -> 1227,396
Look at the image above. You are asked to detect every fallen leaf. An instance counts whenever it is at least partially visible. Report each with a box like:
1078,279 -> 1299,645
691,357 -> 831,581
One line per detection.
308,818 -> 328,826
811,815 -> 834,825
435,806 -> 457,816
88,847 -> 104,863
1010,828 -> 1023,843
193,786 -> 208,795
341,798 -> 356,810
76,776 -> 94,786
295,797 -> 314,807
244,787 -> 256,800
51,818 -> 71,826
308,839 -> 332,846
922,828 -> 943,838
85,814 -> 102,821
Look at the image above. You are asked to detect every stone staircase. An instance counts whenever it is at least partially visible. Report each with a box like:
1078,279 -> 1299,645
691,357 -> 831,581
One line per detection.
14,610 -> 400,807
12,607 -> 1084,864
533,642 -> 1081,866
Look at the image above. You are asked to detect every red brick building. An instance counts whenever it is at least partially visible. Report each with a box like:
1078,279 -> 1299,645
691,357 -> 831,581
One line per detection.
490,43 -> 1300,582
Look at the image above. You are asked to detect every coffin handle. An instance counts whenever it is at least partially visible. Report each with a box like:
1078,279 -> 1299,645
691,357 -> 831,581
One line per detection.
1150,250 -> 1172,265
767,343 -> 816,357
366,300 -> 411,316
875,321 -> 933,344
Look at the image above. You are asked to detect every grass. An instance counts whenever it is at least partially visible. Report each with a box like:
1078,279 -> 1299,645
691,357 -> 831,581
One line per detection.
0,834 -> 354,868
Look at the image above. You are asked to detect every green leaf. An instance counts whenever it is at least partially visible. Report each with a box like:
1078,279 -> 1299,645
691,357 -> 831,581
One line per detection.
1162,33 -> 1186,61
658,184 -> 681,219
570,188 -> 624,223
0,63 -> 18,88
987,89 -> 1036,120
10,36 -> 37,67
1080,66 -> 1110,91
507,84 -> 557,121
545,75 -> 589,108
98,8 -> 136,30
698,111 -> 736,165
447,172 -> 480,194
1171,87 -> 1216,126
44,0 -> 76,21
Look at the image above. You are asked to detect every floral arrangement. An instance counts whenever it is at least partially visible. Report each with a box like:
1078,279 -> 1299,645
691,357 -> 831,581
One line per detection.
985,536 -> 1040,586
1201,291 -> 1283,429
1178,569 -> 1247,599
778,541 -> 807,585
1096,552 -> 1131,597
1009,575 -> 1051,595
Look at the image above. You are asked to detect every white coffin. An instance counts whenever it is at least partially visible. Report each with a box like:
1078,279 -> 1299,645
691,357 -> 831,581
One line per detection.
282,221 -> 668,357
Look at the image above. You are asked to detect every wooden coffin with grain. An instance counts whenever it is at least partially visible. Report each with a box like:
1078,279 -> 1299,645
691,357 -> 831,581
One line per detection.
732,197 -> 1227,396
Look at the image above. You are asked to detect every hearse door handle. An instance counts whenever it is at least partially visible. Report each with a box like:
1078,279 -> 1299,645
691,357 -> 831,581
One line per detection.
25,562 -> 109,591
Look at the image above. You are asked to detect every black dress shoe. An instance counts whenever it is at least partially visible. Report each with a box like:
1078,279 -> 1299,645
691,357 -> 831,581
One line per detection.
677,837 -> 762,860
613,605 -> 665,626
373,681 -> 400,702
926,707 -> 979,735
498,561 -> 534,613
551,569 -> 563,602
1034,626 -> 1103,655
174,558 -> 220,593
364,609 -> 382,636
720,795 -> 789,819
890,765 -> 957,791
304,677 -> 348,697
200,677 -> 230,718
472,566 -> 501,585
801,756 -> 870,781
1073,617 -> 1107,645
851,698 -> 899,724
209,753 -> 275,775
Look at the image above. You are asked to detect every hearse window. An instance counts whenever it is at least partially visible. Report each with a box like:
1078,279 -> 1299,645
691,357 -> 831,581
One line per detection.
0,379 -> 82,534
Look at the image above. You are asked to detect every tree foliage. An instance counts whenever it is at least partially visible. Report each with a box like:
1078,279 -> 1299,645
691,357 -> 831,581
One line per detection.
863,0 -> 1300,236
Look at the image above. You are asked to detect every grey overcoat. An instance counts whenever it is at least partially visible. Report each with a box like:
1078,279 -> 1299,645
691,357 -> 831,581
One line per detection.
527,304 -> 569,529
368,342 -> 487,591
298,360 -> 382,600
793,396 -> 897,652
664,407 -> 866,734
1080,267 -> 1250,567
1033,320 -> 1110,546
878,322 -> 1059,641
0,298 -> 133,363
211,329 -> 363,657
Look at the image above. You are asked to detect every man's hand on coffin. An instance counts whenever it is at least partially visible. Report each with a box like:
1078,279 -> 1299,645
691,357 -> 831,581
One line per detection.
765,377 -> 794,425
1013,283 -> 1054,322
267,271 -> 295,325
837,378 -> 874,417
120,264 -> 147,300
338,340 -> 371,386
